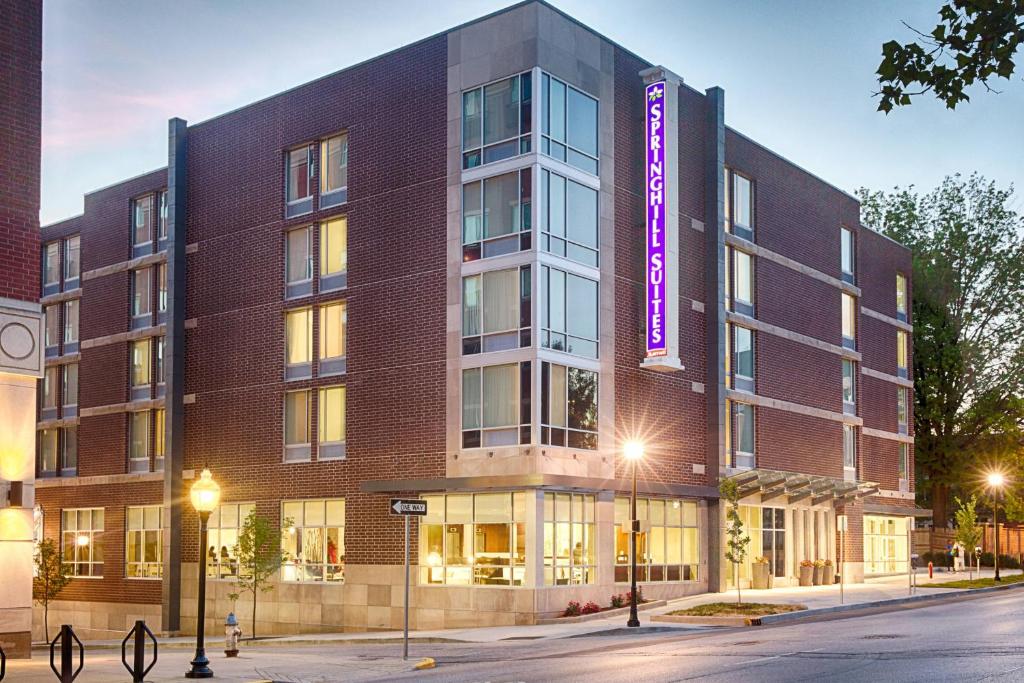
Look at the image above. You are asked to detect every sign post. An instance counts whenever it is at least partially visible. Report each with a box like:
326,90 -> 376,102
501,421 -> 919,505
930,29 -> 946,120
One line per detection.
390,499 -> 427,660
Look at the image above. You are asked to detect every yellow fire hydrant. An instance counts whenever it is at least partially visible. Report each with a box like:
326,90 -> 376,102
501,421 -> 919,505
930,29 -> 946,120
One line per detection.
225,612 -> 242,657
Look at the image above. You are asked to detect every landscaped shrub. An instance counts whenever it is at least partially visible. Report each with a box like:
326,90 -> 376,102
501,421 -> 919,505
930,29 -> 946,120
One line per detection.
610,593 -> 625,609
979,552 -> 1021,569
625,586 -> 645,604
581,601 -> 601,614
563,600 -> 581,617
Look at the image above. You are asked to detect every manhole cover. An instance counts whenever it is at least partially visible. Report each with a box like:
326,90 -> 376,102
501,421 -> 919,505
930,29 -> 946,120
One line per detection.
732,641 -> 762,646
862,634 -> 903,640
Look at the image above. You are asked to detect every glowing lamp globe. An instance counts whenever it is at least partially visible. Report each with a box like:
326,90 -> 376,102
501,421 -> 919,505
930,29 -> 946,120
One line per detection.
988,472 -> 1006,488
624,441 -> 645,461
190,468 -> 221,514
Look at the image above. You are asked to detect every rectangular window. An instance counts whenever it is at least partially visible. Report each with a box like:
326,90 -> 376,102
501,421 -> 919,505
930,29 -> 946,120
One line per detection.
286,146 -> 313,210
158,190 -> 168,241
62,363 -> 79,413
462,73 -> 531,169
864,515 -> 909,574
725,171 -> 753,240
156,263 -> 167,314
897,388 -> 909,434
842,359 -> 857,413
45,304 -> 60,351
281,498 -> 345,583
132,268 -> 152,325
317,386 -> 346,460
540,266 -> 597,358
155,336 -> 165,387
540,362 -> 598,450
133,195 -> 154,248
284,390 -> 311,461
284,308 -> 312,380
125,506 -> 162,578
420,492 -> 526,586
41,365 -> 58,413
733,402 -> 755,469
129,410 -> 150,472
153,408 -> 165,469
62,426 -> 77,473
319,133 -> 348,208
841,293 -> 856,349
63,299 -> 79,346
320,217 -> 348,291
462,169 -> 531,262
62,508 -> 104,577
541,73 -> 598,174
732,325 -> 754,392
730,248 -> 754,316
614,497 -> 699,583
899,443 -> 909,482
544,492 -> 595,585
843,425 -> 857,480
896,273 -> 908,321
206,503 -> 255,578
897,330 -> 908,378
540,169 -> 599,267
39,428 -> 58,474
319,301 -> 347,375
462,362 -> 531,448
841,227 -> 855,282
43,242 -> 60,290
463,266 -> 531,355
64,236 -> 81,284
285,225 -> 313,291
131,338 -> 151,390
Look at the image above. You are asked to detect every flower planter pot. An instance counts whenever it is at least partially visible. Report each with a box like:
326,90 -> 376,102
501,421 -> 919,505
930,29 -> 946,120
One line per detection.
752,562 -> 771,589
822,567 -> 834,585
799,565 -> 813,586
812,565 -> 823,585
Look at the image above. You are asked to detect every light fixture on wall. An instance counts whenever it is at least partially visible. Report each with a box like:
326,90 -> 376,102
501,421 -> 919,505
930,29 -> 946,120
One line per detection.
1,480 -> 25,508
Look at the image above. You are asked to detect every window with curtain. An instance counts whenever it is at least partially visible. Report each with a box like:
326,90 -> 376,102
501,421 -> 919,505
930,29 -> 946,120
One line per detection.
41,365 -> 57,412
285,227 -> 312,293
844,424 -> 857,478
897,388 -> 908,433
132,268 -> 152,320
462,169 -> 531,261
462,362 -> 531,448
732,325 -> 754,391
896,273 -> 908,321
64,236 -> 80,282
45,304 -> 59,349
317,386 -> 346,460
284,390 -> 311,461
897,330 -> 908,377
842,293 -> 857,348
286,147 -> 312,204
462,73 -> 531,169
131,338 -> 151,388
43,241 -> 60,288
39,428 -> 58,473
841,227 -> 855,281
62,362 -> 78,410
733,402 -> 755,468
462,266 -> 530,354
128,410 -> 150,471
319,301 -> 347,375
320,217 -> 348,289
133,195 -> 154,246
842,359 -> 856,412
285,308 -> 312,379
281,498 -> 345,583
320,133 -> 349,208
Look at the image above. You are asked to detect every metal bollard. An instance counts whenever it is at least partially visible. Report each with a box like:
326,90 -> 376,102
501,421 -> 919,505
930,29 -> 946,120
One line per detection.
1,643 -> 6,682
48,624 -> 84,683
121,620 -> 158,683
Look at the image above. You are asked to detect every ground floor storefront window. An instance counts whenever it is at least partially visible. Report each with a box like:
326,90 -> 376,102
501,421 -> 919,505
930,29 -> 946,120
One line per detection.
543,492 -> 595,585
614,497 -> 699,582
864,515 -> 909,574
420,492 -> 526,586
726,506 -> 787,586
280,498 -> 345,583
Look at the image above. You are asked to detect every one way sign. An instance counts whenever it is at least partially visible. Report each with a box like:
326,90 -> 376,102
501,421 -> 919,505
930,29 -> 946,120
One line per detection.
390,499 -> 427,516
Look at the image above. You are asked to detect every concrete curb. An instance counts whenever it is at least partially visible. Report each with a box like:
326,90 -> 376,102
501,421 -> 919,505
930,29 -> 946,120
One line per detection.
536,600 -> 668,625
651,614 -> 750,627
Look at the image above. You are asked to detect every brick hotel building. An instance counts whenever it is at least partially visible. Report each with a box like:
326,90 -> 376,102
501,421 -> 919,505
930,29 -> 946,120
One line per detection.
32,0 -> 919,637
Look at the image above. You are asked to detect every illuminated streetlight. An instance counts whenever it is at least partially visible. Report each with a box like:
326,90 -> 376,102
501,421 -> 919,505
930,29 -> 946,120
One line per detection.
987,471 -> 1006,582
186,468 -> 221,679
623,441 -> 645,628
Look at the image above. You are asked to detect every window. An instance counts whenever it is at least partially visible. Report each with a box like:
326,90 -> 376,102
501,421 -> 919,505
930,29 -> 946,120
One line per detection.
544,492 -> 595,585
158,191 -> 168,241
44,304 -> 59,351
284,390 -> 311,461
131,268 -> 152,325
899,443 -> 909,482
462,169 -> 531,261
129,410 -> 150,472
724,170 -> 753,240
841,228 -> 855,283
284,308 -> 312,379
126,506 -> 162,578
155,337 -> 165,388
615,497 -> 699,583
897,330 -> 908,378
462,362 -> 531,448
317,386 -> 346,460
133,195 -> 154,248
420,492 -> 526,586
540,266 -> 597,358
319,217 -> 347,290
131,338 -> 151,399
540,169 -> 598,266
541,73 -> 598,174
841,293 -> 856,349
729,248 -> 754,316
319,301 -> 346,375
153,408 -> 165,469
843,424 -> 857,480
897,387 -> 908,434
463,266 -> 531,355
64,236 -> 80,284
62,299 -> 78,347
39,428 -> 58,474
864,515 -> 909,574
62,363 -> 78,414
286,146 -> 313,214
842,359 -> 856,413
156,263 -> 167,315
281,499 -> 345,583
62,426 -> 77,473
896,273 -> 908,321
62,508 -> 104,577
540,362 -> 598,450
731,325 -> 754,392
43,242 -> 60,290
206,503 -> 255,578
285,227 -> 312,297
462,73 -> 531,169
41,365 -> 57,414
727,401 -> 755,469
319,133 -> 348,207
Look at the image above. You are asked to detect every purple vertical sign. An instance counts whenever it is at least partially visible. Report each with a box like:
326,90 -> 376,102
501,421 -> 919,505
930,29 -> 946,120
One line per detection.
645,81 -> 667,357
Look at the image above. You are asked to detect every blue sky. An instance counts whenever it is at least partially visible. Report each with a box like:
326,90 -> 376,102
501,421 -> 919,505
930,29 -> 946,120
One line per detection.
40,0 -> 1024,225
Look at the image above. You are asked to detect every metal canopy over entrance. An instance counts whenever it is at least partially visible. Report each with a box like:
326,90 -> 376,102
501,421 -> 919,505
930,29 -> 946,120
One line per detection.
728,468 -> 879,507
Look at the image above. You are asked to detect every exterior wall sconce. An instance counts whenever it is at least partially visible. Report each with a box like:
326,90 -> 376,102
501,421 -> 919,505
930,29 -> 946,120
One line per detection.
1,480 -> 25,508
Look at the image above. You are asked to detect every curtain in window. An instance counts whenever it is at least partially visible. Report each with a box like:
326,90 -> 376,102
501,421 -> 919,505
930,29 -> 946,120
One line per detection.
286,310 -> 312,365
483,77 -> 519,145
462,368 -> 481,429
319,303 -> 346,359
482,364 -> 517,428
482,269 -> 518,334
318,386 -> 346,443
734,251 -> 752,303
287,229 -> 310,282
483,173 -> 519,239
549,364 -> 567,428
462,276 -> 481,336
320,218 -> 347,276
129,411 -> 149,459
285,392 -> 309,444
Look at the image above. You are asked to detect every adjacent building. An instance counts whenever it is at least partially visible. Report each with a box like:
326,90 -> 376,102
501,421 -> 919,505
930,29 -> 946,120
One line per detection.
33,0 -> 918,637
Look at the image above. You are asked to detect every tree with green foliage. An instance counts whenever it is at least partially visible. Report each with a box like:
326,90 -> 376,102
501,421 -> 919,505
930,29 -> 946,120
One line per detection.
876,0 -> 1024,111
954,496 -> 983,579
233,508 -> 289,640
33,538 -> 71,642
858,174 -> 1024,526
720,478 -> 751,605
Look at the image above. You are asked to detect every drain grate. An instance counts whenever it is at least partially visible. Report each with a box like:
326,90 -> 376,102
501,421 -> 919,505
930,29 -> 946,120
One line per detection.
861,634 -> 903,640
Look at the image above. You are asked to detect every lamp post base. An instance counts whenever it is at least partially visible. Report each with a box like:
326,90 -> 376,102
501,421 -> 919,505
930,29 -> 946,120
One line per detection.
185,651 -> 214,678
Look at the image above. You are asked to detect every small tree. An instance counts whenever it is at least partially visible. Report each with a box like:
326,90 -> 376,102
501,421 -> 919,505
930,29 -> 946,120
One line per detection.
233,509 -> 288,639
954,495 -> 983,580
721,478 -> 750,605
33,538 -> 71,642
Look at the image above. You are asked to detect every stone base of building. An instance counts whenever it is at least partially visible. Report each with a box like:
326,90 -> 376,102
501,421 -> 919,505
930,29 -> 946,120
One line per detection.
31,601 -> 162,641
0,630 -> 31,659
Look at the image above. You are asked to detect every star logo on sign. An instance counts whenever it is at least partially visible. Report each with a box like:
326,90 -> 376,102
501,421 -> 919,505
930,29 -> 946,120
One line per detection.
648,84 -> 664,101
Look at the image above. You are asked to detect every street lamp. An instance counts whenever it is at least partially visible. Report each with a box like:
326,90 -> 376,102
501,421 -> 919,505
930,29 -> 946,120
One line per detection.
624,441 -> 645,628
987,471 -> 1005,582
186,468 -> 221,679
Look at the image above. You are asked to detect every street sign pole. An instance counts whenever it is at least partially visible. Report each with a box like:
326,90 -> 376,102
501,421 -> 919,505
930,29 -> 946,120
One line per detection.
389,499 -> 427,662
404,514 -> 410,661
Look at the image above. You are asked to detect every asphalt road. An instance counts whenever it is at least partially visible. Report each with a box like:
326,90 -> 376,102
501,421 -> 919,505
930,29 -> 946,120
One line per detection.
395,591 -> 1024,682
